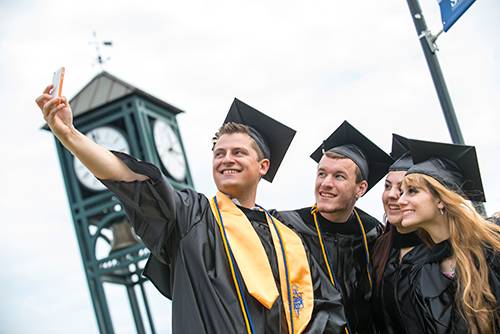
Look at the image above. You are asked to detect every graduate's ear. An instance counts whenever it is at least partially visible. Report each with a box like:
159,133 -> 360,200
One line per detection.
436,198 -> 445,210
356,180 -> 368,198
259,158 -> 270,177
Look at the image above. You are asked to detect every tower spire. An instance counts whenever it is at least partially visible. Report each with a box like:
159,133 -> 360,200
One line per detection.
90,31 -> 113,69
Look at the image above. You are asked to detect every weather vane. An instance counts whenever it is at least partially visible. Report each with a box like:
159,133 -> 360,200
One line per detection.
90,31 -> 113,69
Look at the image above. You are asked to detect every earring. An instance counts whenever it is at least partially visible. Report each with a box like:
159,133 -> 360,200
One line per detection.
439,208 -> 444,215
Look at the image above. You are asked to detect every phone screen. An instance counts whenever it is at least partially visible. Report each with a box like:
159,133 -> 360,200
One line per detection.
51,67 -> 65,97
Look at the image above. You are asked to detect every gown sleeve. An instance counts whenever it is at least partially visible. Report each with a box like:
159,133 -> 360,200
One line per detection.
410,245 -> 500,334
99,151 -> 206,266
411,262 -> 456,334
486,248 -> 500,310
305,255 -> 348,334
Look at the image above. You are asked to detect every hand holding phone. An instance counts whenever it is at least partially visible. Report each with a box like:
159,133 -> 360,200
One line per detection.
51,67 -> 65,97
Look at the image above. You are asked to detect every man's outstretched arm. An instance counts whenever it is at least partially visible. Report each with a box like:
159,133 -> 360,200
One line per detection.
36,84 -> 147,182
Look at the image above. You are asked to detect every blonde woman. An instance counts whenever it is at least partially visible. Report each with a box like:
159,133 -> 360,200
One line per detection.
398,139 -> 500,334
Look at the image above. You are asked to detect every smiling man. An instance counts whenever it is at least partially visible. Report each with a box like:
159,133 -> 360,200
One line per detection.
212,124 -> 267,207
274,121 -> 393,334
36,90 -> 347,333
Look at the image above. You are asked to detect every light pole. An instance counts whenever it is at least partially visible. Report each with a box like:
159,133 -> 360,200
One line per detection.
406,0 -> 465,145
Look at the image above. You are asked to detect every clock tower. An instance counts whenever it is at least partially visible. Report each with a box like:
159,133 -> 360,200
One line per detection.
46,71 -> 193,333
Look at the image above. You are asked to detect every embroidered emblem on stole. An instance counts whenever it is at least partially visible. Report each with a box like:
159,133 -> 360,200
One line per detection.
292,285 -> 304,317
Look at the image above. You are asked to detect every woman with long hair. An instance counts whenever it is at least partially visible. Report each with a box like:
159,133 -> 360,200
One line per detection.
398,139 -> 500,334
372,134 -> 430,334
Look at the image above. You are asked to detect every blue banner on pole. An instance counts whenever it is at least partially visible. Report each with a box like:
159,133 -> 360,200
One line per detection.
439,0 -> 476,32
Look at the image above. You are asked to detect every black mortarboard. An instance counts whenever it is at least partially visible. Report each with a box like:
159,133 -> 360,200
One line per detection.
223,98 -> 296,182
405,138 -> 485,202
389,134 -> 413,172
310,120 -> 393,192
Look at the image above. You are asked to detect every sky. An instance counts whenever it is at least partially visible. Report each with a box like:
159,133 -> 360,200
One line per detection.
1,0 -> 499,333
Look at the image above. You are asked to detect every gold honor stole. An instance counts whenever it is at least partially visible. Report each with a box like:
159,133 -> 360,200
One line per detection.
210,192 -> 313,334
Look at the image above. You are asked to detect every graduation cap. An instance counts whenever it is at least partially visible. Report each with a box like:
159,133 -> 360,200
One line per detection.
406,138 -> 485,202
222,98 -> 296,182
389,134 -> 413,172
310,120 -> 393,192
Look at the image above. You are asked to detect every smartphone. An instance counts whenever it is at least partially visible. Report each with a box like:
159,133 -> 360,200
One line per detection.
51,67 -> 65,97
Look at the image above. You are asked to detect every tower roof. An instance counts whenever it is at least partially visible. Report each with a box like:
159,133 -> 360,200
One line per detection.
42,71 -> 184,130
70,71 -> 184,117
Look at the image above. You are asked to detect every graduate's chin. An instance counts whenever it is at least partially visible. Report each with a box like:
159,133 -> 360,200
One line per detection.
316,195 -> 339,209
386,212 -> 403,225
400,217 -> 417,228
315,202 -> 338,214
216,182 -> 241,197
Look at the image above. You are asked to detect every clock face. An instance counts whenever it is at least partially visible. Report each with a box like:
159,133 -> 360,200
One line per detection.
73,126 -> 130,191
153,119 -> 187,181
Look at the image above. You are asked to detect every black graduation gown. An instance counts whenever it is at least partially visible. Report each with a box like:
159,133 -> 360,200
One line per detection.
100,152 -> 347,334
273,207 -> 382,334
371,233 -> 430,334
400,240 -> 500,334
